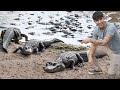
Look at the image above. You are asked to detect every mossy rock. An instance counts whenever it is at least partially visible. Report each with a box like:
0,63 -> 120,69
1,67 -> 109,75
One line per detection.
103,11 -> 120,23
50,42 -> 87,51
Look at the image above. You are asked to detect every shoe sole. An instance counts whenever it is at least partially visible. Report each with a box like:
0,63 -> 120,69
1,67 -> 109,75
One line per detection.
88,71 -> 103,75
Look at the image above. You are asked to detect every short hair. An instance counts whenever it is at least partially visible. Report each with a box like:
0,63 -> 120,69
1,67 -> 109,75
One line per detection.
92,11 -> 104,21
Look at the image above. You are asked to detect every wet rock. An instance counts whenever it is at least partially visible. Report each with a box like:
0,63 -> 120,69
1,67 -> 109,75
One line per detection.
60,18 -> 64,20
42,32 -> 54,35
0,26 -> 7,29
1,23 -> 7,25
86,19 -> 92,23
14,18 -> 20,20
37,22 -> 47,25
71,29 -> 77,32
62,30 -> 72,35
65,20 -> 70,25
63,26 -> 67,29
49,20 -> 54,24
61,35 -> 67,38
18,14 -> 24,17
37,16 -> 41,18
70,28 -> 77,32
61,34 -> 74,38
91,32 -> 93,36
10,23 -> 16,25
49,16 -> 54,19
28,21 -> 33,25
49,27 -> 56,32
54,25 -> 60,29
41,12 -> 44,14
25,26 -> 35,29
87,25 -> 92,29
56,22 -> 61,26
72,22 -> 79,27
74,14 -> 79,18
28,32 -> 35,35
70,34 -> 75,38
28,17 -> 31,19
85,15 -> 90,18
87,36 -> 93,38
36,20 -> 41,24
78,30 -> 83,33
84,31 -> 88,33
30,14 -> 34,15
55,20 -> 59,22
51,31 -> 57,33
72,22 -> 78,26
79,26 -> 83,28
64,16 -> 73,19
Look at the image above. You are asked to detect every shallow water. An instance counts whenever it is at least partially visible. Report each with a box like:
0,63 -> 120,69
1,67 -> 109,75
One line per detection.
0,11 -> 120,47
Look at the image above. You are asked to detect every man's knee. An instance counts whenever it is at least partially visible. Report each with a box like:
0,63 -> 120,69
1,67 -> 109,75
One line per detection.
87,49 -> 106,59
108,64 -> 119,75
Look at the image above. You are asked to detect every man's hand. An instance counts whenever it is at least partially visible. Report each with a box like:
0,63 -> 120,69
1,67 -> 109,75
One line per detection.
81,38 -> 90,44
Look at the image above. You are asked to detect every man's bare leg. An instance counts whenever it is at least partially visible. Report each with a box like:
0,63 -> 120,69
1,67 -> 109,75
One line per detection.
87,44 -> 107,74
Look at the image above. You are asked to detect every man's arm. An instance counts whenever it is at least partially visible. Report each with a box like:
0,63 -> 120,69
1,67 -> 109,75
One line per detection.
89,34 -> 112,46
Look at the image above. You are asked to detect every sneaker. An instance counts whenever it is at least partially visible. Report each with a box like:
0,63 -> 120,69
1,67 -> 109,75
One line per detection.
107,74 -> 116,79
88,68 -> 102,75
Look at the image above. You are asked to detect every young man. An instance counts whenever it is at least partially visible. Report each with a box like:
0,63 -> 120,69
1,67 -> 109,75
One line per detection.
81,11 -> 120,76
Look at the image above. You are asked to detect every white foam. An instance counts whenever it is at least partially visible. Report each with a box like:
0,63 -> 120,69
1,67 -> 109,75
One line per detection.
0,11 -> 115,47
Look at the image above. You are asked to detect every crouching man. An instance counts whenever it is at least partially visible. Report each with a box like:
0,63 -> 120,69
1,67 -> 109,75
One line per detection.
81,11 -> 120,77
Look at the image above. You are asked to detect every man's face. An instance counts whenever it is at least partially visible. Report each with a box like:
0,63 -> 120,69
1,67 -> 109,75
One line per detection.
94,17 -> 105,29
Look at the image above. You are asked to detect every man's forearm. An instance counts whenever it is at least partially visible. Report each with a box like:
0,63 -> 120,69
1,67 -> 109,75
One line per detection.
89,34 -> 112,46
89,38 -> 102,45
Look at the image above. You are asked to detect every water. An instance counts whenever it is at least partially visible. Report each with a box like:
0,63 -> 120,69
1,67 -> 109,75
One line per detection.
0,11 -> 119,47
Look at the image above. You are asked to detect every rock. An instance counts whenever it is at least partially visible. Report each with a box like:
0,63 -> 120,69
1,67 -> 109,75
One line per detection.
87,25 -> 92,29
28,32 -> 35,35
14,18 -> 20,20
74,14 -> 79,18
30,14 -> 34,15
42,32 -> 54,35
49,27 -> 56,32
10,23 -> 16,25
28,21 -> 33,25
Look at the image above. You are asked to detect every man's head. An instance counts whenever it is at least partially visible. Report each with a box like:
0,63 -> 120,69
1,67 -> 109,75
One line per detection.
92,11 -> 106,29
92,11 -> 104,21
